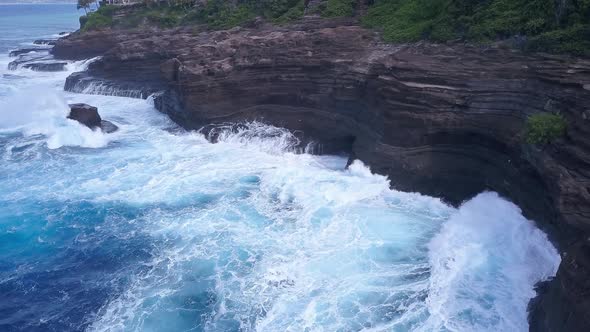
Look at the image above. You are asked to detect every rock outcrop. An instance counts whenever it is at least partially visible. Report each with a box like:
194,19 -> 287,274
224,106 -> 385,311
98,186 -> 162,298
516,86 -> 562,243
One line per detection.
7,47 -> 66,72
54,20 -> 590,331
22,62 -> 67,72
33,39 -> 57,46
68,103 -> 118,133
7,52 -> 52,70
8,47 -> 50,57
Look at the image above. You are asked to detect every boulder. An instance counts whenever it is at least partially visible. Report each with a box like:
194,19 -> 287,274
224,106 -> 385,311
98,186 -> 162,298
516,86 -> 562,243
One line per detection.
68,103 -> 102,129
68,103 -> 119,133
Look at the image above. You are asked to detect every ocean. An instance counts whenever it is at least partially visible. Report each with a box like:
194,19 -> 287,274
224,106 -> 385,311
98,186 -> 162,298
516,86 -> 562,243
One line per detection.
0,4 -> 561,332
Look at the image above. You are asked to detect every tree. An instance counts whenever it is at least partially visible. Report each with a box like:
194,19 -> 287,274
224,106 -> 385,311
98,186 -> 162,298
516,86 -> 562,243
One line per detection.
77,0 -> 94,14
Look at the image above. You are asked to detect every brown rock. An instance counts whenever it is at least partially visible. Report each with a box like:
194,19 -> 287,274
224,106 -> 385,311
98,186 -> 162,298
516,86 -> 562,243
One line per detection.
68,103 -> 119,133
68,103 -> 102,129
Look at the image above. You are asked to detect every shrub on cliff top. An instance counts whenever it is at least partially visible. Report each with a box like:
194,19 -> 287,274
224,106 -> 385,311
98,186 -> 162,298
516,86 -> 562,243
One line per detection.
271,0 -> 305,23
81,7 -> 113,32
185,0 -> 304,28
362,0 -> 453,42
525,113 -> 567,145
362,0 -> 590,55
526,24 -> 590,56
322,0 -> 355,17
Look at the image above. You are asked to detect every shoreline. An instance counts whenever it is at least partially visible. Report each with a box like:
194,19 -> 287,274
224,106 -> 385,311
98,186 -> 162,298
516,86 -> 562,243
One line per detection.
33,14 -> 590,331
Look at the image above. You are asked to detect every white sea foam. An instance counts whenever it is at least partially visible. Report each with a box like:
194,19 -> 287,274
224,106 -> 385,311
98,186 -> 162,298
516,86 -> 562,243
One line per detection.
0,55 -> 116,149
423,192 -> 560,332
41,120 -> 553,332
0,86 -> 111,149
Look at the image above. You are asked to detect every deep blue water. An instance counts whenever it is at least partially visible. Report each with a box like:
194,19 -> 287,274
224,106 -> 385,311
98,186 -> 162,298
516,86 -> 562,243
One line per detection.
0,4 -> 80,53
0,5 -> 561,332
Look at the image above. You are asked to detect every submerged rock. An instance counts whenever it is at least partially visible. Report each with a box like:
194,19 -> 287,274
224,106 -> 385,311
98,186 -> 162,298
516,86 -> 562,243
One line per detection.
33,39 -> 56,46
9,48 -> 49,57
22,62 -> 67,72
100,120 -> 119,134
7,53 -> 53,70
68,103 -> 118,133
68,103 -> 101,128
2,74 -> 25,80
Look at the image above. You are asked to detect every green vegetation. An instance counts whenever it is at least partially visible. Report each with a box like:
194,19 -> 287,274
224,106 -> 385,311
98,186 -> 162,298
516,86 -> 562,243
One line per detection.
81,5 -> 115,31
525,113 -> 567,145
527,24 -> 590,55
82,0 -> 306,31
77,0 -> 97,15
192,1 -> 256,29
198,0 -> 307,26
272,0 -> 305,23
322,0 -> 355,17
81,0 -> 590,55
363,0 -> 590,55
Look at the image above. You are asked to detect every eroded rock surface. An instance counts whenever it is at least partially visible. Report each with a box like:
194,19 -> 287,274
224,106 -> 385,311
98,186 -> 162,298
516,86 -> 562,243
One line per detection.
54,20 -> 590,331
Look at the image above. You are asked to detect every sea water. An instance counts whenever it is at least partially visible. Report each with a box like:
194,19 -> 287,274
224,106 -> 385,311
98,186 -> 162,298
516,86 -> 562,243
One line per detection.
0,4 -> 561,332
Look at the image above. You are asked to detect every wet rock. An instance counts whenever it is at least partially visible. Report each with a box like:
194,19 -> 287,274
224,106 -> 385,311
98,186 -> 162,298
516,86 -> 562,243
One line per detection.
9,48 -> 49,57
68,103 -> 119,133
7,53 -> 53,70
68,103 -> 102,129
22,62 -> 67,72
64,71 -> 155,99
33,39 -> 56,46
100,120 -> 119,133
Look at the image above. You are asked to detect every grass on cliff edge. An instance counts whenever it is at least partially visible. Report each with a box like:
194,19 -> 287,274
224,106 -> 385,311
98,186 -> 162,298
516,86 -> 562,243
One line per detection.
362,0 -> 590,55
82,0 -> 590,56
81,0 -> 308,31
80,5 -> 115,32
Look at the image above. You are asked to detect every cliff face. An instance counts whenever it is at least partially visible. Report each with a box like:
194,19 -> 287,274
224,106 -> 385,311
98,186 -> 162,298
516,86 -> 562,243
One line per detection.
53,20 -> 590,331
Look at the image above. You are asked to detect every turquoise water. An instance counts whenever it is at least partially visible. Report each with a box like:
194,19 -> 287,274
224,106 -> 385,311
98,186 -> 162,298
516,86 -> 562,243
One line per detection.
0,5 -> 561,332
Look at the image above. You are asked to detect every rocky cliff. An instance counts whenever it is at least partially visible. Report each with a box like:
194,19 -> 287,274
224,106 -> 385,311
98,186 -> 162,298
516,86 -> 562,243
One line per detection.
53,19 -> 590,331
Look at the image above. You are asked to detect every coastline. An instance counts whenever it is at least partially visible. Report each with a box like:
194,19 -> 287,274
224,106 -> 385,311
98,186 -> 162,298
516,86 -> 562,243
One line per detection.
49,14 -> 590,332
